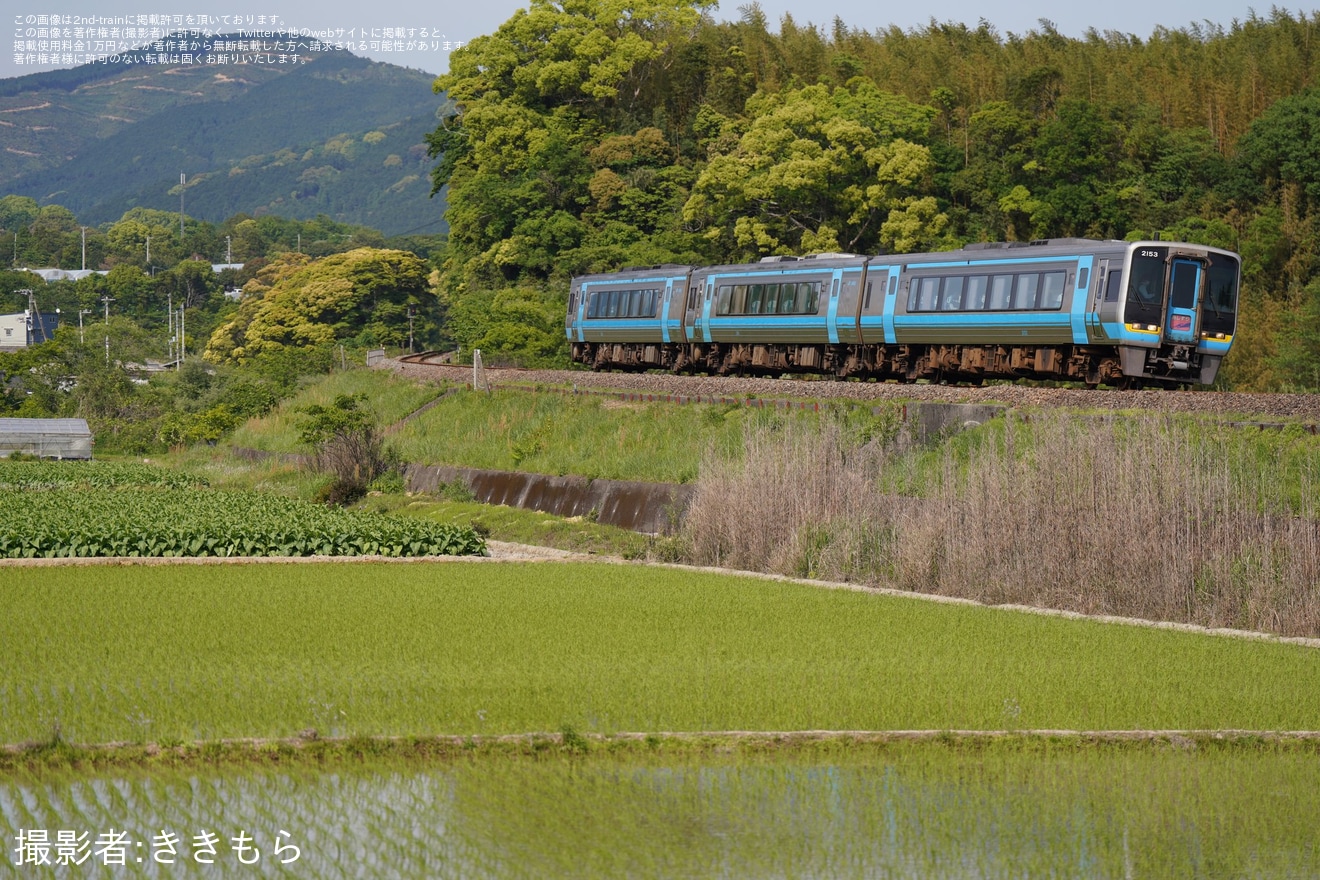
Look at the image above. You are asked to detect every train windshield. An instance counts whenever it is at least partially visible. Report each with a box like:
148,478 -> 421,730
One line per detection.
1124,248 -> 1166,326
1202,253 -> 1240,336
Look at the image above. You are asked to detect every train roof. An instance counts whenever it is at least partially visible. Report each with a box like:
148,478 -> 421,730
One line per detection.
571,239 -> 1240,283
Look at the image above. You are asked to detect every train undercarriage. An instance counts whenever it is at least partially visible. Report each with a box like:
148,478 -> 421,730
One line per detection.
572,340 -> 1211,388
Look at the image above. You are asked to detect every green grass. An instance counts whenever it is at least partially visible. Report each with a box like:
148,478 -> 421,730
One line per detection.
2,744 -> 1317,877
389,387 -> 899,483
2,562 -> 1317,745
374,496 -> 666,559
229,368 -> 447,454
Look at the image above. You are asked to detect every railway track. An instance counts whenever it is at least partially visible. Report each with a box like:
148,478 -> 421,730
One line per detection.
394,351 -> 1320,423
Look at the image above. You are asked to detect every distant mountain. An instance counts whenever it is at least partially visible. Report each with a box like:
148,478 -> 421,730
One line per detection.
0,40 -> 448,235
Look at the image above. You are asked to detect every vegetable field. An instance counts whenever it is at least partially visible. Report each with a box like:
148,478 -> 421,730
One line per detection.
0,489 -> 486,558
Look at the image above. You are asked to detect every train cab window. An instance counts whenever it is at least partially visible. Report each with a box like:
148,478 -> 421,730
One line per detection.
940,276 -> 965,310
1013,274 -> 1039,309
1104,271 -> 1123,302
989,275 -> 1014,310
965,276 -> 989,310
1206,263 -> 1238,314
1040,272 -> 1066,309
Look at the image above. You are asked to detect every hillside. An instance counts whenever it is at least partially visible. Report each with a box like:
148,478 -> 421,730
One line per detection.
0,44 -> 447,234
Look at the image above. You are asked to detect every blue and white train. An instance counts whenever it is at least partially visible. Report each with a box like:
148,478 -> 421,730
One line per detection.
565,238 -> 1240,387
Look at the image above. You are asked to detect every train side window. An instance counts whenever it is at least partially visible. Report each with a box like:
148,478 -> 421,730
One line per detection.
763,284 -> 779,314
989,275 -> 1013,310
1040,271 -> 1066,309
941,276 -> 965,311
888,275 -> 898,297
730,285 -> 747,314
914,277 -> 940,311
745,284 -> 761,314
647,289 -> 658,317
805,283 -> 820,313
1077,267 -> 1090,290
780,283 -> 797,313
1013,273 -> 1039,310
716,285 -> 732,316
686,287 -> 697,311
964,276 -> 989,310
586,293 -> 597,318
864,281 -> 873,310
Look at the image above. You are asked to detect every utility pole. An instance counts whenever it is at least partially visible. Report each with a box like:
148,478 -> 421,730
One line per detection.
100,294 -> 114,366
80,226 -> 86,271
78,308 -> 90,344
407,305 -> 416,354
167,293 -> 174,364
179,172 -> 185,241
226,235 -> 232,264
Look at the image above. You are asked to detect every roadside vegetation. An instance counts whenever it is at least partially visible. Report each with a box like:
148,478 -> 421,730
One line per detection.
684,411 -> 1320,637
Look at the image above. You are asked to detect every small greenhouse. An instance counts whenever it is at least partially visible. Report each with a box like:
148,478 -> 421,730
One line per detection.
0,418 -> 93,459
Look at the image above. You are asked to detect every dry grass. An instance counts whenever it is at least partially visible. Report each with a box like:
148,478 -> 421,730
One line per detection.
682,413 -> 1320,637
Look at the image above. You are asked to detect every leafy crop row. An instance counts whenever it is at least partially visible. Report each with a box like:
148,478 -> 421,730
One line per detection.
0,461 -> 208,491
0,489 -> 486,558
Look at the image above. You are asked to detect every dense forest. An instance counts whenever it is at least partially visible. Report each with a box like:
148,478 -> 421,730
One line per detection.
427,0 -> 1320,390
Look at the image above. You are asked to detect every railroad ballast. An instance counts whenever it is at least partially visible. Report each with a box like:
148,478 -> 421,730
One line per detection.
566,239 -> 1240,388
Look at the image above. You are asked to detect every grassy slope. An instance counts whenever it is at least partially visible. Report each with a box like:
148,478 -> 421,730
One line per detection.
228,369 -> 446,454
2,562 -> 1317,745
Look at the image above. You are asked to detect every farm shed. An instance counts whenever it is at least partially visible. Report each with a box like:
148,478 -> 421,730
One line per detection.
0,418 -> 93,459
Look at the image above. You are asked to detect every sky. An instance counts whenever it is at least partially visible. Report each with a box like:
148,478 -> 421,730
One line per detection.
4,0 -> 1290,83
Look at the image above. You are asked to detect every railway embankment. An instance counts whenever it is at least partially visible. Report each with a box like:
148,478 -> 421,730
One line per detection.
388,355 -> 1320,424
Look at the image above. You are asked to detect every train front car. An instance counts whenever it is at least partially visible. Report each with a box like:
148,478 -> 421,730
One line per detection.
1109,242 -> 1240,386
568,266 -> 692,370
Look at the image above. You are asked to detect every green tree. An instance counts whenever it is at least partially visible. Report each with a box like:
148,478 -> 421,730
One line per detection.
204,248 -> 433,363
683,81 -> 945,256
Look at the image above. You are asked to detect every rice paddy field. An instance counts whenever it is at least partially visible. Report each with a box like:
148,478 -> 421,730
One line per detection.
3,744 -> 1318,878
2,562 -> 1318,742
4,561 -> 1319,875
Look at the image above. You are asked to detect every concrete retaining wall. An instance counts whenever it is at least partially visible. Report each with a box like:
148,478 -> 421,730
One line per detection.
406,464 -> 692,534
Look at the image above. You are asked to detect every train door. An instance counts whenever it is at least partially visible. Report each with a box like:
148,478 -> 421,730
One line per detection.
1072,255 -> 1094,344
683,278 -> 703,342
660,279 -> 675,344
824,270 -> 845,343
834,269 -> 863,344
569,283 -> 587,342
882,268 -> 901,344
1165,258 -> 1202,344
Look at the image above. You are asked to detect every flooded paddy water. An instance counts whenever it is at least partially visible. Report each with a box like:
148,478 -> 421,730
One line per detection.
3,744 -> 1316,877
